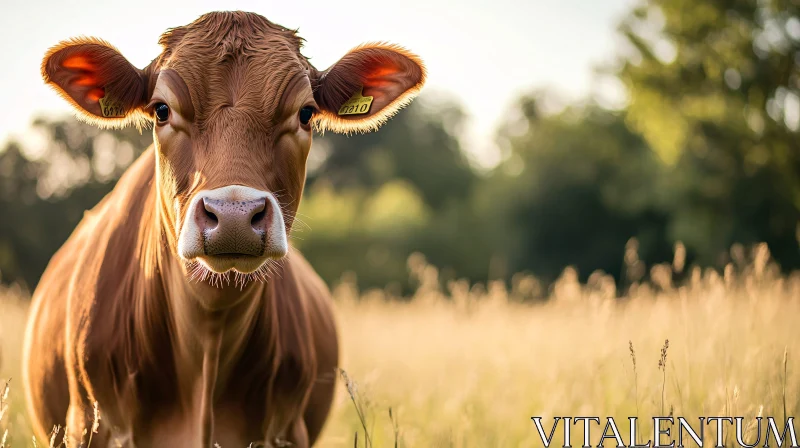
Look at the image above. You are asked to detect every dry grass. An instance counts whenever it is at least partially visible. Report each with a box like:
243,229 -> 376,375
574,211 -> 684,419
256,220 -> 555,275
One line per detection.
2,242 -> 800,447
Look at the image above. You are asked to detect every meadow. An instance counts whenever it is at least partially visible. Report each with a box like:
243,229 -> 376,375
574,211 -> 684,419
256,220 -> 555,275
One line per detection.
1,242 -> 799,447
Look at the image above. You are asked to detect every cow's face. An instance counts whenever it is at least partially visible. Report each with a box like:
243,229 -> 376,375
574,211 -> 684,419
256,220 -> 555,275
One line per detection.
42,12 -> 425,282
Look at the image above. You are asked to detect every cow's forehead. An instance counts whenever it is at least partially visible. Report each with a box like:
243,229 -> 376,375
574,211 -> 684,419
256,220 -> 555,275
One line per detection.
154,11 -> 311,126
158,11 -> 305,59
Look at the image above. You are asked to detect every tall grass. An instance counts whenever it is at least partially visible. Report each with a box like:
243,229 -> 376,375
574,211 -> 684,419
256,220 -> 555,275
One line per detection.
1,242 -> 799,447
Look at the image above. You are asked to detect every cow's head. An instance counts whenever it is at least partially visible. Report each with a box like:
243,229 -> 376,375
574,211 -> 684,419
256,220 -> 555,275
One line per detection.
42,12 -> 425,282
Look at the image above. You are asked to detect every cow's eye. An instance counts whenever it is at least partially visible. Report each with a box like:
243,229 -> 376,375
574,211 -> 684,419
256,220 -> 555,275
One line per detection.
299,106 -> 315,126
154,103 -> 170,123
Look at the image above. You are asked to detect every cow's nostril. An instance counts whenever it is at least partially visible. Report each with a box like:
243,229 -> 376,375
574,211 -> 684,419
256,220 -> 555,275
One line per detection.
251,209 -> 266,227
192,190 -> 282,259
204,208 -> 218,224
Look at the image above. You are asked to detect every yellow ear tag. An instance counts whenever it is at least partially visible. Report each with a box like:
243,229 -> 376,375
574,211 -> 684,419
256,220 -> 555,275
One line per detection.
337,88 -> 374,116
98,96 -> 125,118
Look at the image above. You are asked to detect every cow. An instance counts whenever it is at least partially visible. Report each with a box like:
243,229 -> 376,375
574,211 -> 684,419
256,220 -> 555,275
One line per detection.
22,11 -> 425,448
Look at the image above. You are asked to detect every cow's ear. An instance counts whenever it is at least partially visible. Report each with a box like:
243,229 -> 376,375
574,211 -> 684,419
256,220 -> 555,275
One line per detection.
42,37 -> 153,129
311,43 -> 425,134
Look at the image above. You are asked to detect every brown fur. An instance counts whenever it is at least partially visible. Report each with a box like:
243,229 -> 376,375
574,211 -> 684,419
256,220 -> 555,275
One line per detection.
24,11 -> 424,447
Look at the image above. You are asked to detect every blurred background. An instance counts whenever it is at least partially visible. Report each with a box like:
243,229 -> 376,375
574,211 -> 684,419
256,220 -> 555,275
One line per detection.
1,0 -> 799,294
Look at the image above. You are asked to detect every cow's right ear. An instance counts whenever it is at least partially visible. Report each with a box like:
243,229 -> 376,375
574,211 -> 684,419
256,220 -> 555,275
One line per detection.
42,37 -> 153,128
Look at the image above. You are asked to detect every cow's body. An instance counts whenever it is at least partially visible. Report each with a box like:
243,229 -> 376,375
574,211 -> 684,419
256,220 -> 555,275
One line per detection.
24,147 -> 338,447
22,11 -> 424,447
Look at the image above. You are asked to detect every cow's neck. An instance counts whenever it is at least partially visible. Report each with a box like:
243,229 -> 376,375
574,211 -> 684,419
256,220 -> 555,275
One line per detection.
161,257 -> 269,438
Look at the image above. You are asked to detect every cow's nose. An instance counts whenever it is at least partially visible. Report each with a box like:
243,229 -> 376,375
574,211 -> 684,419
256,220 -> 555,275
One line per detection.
197,197 -> 269,257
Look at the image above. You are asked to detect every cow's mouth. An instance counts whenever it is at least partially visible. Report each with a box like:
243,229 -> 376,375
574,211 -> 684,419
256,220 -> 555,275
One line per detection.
195,253 -> 270,276
186,253 -> 282,288
209,253 -> 260,260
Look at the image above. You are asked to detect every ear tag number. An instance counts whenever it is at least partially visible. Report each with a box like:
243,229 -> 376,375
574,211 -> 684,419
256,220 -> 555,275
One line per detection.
337,88 -> 373,116
99,96 -> 125,118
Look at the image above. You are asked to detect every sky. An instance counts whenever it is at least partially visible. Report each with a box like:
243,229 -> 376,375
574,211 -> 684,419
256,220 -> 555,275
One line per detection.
0,0 -> 634,168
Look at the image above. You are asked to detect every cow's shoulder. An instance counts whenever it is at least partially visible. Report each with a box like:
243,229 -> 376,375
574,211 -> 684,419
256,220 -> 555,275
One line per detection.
32,145 -> 156,312
26,146 -> 162,431
45,146 -> 155,307
38,145 -> 159,369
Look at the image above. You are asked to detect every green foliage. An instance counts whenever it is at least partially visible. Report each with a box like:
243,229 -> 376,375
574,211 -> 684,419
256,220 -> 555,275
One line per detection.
308,97 -> 475,210
295,97 -> 489,290
0,118 -> 149,288
617,0 -> 800,267
490,95 -> 673,283
295,179 -> 433,290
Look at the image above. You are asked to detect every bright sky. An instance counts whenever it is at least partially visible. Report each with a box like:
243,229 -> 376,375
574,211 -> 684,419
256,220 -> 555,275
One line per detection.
0,0 -> 633,168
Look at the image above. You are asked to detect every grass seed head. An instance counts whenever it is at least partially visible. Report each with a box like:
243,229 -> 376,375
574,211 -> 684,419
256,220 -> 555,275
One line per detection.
658,339 -> 670,370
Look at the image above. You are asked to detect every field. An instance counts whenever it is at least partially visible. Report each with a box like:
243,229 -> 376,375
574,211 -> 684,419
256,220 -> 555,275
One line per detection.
1,244 -> 799,447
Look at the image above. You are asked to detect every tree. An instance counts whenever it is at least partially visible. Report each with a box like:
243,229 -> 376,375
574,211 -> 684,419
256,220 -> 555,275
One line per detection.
616,0 -> 800,268
309,94 -> 476,210
0,117 -> 150,288
297,95 -> 485,290
490,94 -> 673,284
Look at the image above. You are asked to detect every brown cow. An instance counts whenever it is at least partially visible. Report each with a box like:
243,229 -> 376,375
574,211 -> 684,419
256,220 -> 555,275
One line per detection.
22,11 -> 425,448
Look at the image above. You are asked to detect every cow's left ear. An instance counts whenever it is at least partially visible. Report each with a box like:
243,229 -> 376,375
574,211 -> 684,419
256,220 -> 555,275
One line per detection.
311,43 -> 425,134
42,37 -> 154,129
